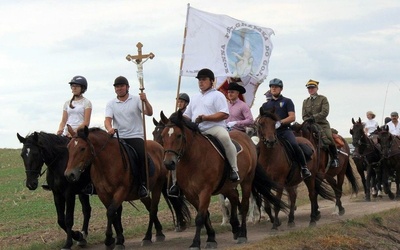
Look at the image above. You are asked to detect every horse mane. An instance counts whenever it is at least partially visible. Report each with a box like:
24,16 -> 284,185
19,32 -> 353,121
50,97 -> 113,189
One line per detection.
36,131 -> 69,157
259,107 -> 279,121
169,111 -> 200,133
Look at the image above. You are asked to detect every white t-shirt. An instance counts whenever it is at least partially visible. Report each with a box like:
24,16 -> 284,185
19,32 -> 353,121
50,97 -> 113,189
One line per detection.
363,119 -> 378,135
105,94 -> 144,139
184,88 -> 229,132
62,97 -> 92,136
387,121 -> 400,136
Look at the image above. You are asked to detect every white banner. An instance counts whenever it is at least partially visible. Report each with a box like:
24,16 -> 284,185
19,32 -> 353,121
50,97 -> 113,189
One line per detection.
181,6 -> 274,83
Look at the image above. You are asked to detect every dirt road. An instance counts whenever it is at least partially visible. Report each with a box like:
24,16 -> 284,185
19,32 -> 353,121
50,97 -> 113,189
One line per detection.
84,194 -> 400,249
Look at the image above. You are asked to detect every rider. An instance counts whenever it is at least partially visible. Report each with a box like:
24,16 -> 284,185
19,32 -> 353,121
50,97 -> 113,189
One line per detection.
105,76 -> 153,198
387,111 -> 400,136
261,78 -> 312,179
184,68 -> 240,182
302,79 -> 339,168
169,93 -> 191,197
225,80 -> 254,132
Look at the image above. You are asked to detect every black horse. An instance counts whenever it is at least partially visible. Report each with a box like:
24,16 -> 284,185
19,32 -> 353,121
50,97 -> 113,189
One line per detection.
17,132 -> 92,250
350,118 -> 383,201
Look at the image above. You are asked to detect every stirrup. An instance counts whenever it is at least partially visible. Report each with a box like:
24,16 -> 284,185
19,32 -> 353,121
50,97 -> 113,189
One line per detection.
139,185 -> 148,198
301,168 -> 312,179
330,159 -> 339,168
169,184 -> 180,197
230,170 -> 240,182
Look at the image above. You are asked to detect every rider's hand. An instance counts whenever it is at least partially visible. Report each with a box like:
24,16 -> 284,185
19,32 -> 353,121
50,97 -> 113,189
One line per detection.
275,121 -> 282,129
227,121 -> 237,128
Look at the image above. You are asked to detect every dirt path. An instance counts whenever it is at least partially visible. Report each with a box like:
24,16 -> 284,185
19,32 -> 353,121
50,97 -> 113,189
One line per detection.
83,194 -> 400,249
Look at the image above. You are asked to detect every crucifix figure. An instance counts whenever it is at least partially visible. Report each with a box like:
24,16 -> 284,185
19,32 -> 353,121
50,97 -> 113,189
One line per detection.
126,42 -> 155,90
126,42 -> 155,197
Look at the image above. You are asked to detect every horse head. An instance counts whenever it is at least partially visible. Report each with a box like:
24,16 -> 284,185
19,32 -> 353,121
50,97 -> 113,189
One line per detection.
256,107 -> 278,148
152,111 -> 166,145
350,117 -> 364,147
17,132 -> 44,190
377,125 -> 393,158
64,125 -> 93,183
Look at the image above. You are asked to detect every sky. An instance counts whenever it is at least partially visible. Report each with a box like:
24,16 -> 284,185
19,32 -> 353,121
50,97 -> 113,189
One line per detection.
1,0 -> 399,149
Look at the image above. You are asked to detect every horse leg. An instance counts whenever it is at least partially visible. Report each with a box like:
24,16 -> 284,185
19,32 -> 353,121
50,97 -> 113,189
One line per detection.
76,194 -> 91,246
271,188 -> 283,230
104,203 -> 123,249
356,161 -> 368,199
381,165 -> 395,200
286,186 -> 297,228
218,194 -> 230,226
52,193 -> 74,250
204,210 -> 218,249
365,166 -> 373,201
335,172 -> 345,215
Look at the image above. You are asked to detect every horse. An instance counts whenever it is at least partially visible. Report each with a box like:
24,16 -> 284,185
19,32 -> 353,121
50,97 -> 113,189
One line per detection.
17,132 -> 91,250
256,108 -> 336,229
160,110 -> 287,249
153,112 -> 264,226
64,126 -> 191,249
350,117 -> 383,201
376,125 -> 400,199
293,119 -> 359,215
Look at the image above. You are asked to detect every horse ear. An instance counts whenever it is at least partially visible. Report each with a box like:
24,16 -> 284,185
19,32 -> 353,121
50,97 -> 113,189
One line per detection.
153,117 -> 159,126
160,110 -> 168,124
17,133 -> 26,143
358,117 -> 361,123
352,118 -> 355,124
67,124 -> 76,137
33,132 -> 39,143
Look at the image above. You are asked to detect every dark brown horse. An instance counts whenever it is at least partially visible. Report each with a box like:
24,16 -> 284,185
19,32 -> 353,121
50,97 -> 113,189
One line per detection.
161,110 -> 286,249
64,126 -> 190,249
376,125 -> 400,199
350,118 -> 382,201
293,119 -> 359,215
17,132 -> 91,250
256,108 -> 335,229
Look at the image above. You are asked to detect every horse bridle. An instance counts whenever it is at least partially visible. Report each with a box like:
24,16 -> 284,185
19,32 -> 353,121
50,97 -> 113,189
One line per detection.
163,124 -> 187,162
255,116 -> 278,148
23,142 -> 48,179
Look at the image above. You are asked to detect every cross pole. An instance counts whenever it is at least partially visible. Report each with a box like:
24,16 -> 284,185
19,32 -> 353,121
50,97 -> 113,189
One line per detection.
126,42 -> 155,197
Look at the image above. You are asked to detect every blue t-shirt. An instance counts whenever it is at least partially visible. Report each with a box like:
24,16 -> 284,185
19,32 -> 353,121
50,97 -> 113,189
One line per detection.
261,95 -> 295,128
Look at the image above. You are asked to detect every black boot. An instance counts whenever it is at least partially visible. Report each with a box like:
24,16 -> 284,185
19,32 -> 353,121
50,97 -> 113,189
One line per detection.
169,184 -> 180,198
301,166 -> 312,179
230,170 -> 240,182
329,144 -> 339,168
139,184 -> 148,198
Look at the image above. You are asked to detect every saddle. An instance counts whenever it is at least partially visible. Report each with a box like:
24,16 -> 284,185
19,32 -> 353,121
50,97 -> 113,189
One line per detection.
119,140 -> 155,180
203,134 -> 243,195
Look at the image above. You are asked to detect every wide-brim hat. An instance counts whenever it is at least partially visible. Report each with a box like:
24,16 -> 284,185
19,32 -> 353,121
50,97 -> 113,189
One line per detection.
306,79 -> 319,88
227,82 -> 246,94
366,111 -> 376,118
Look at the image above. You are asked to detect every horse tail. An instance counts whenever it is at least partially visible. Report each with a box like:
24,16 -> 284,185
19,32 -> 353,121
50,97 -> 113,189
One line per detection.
251,163 -> 289,213
345,161 -> 359,195
315,174 -> 336,201
161,183 -> 192,231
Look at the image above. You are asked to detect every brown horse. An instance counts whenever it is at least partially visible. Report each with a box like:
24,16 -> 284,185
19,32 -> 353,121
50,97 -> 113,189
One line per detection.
64,126 -> 190,249
161,110 -> 286,249
256,108 -> 335,229
293,119 -> 359,215
350,117 -> 382,201
376,125 -> 400,199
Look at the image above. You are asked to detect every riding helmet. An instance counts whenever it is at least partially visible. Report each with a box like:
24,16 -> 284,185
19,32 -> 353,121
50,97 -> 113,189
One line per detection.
113,76 -> 130,86
195,68 -> 215,81
178,93 -> 190,103
69,76 -> 88,93
269,78 -> 283,88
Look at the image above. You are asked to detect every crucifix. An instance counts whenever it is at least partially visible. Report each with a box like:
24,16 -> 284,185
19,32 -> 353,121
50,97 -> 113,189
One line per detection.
126,42 -> 155,197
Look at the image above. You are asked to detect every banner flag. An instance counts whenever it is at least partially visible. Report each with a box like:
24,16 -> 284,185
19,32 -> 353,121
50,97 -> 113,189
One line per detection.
181,6 -> 274,107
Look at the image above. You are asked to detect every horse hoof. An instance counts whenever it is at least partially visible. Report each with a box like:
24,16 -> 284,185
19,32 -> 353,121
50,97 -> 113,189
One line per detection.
61,248 -> 71,250
114,244 -> 125,250
288,222 -> 295,228
76,238 -> 87,246
389,193 -> 395,200
205,241 -> 218,248
141,240 -> 153,246
309,221 -> 317,227
365,196 -> 371,201
175,225 -> 187,232
155,234 -> 165,242
339,208 -> 345,216
237,237 -> 248,244
189,247 -> 201,250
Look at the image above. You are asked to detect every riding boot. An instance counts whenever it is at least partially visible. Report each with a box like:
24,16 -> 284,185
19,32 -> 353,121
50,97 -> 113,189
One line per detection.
329,144 -> 339,168
230,166 -> 240,182
169,170 -> 180,197
300,165 -> 312,180
139,164 -> 148,198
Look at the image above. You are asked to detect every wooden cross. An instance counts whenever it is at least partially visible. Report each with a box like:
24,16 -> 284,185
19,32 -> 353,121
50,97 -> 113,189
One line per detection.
126,42 -> 155,64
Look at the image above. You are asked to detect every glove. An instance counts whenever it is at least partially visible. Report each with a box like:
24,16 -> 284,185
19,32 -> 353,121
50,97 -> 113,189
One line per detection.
227,121 -> 238,128
275,121 -> 281,129
305,116 -> 315,123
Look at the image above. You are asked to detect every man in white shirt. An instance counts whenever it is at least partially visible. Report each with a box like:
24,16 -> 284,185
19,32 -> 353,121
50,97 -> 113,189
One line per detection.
387,111 -> 400,136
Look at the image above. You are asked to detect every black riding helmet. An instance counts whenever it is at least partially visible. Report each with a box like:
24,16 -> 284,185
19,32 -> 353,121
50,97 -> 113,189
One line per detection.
269,78 -> 283,88
195,68 -> 215,81
113,76 -> 129,86
178,93 -> 190,103
69,76 -> 88,93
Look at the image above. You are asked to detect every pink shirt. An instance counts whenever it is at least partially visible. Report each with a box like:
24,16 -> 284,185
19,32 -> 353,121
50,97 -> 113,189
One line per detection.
226,99 -> 254,131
